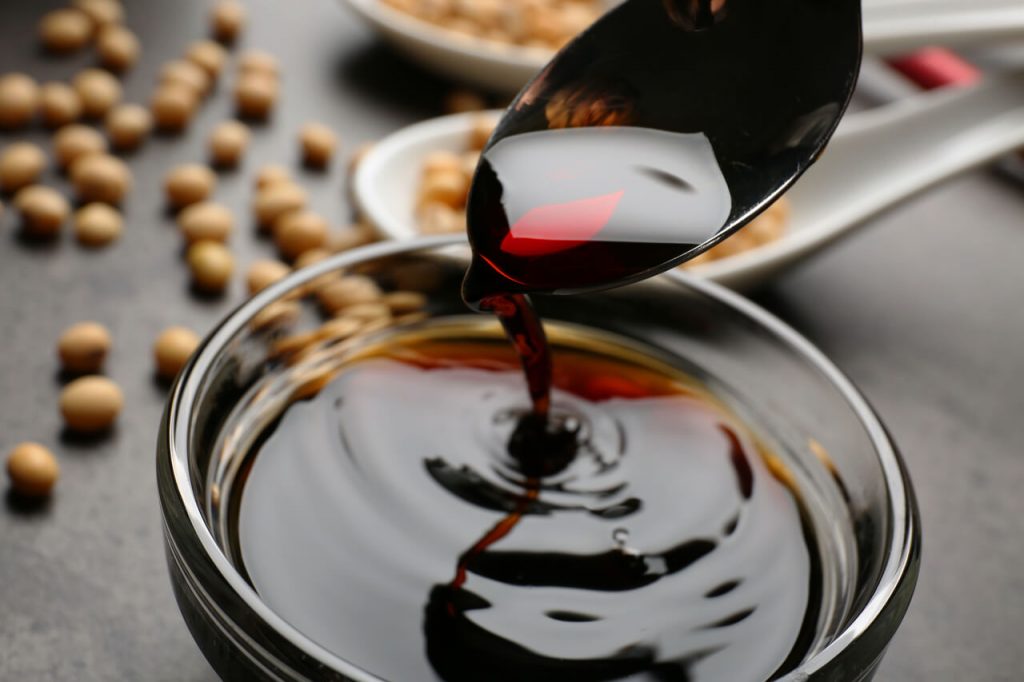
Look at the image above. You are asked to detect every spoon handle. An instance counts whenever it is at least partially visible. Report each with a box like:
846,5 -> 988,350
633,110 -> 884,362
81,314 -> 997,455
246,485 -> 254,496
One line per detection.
691,71 -> 1024,288
788,69 -> 1024,249
865,4 -> 1024,54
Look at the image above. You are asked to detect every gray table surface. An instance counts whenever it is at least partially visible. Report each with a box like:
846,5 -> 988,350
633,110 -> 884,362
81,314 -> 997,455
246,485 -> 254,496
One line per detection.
0,1 -> 1021,680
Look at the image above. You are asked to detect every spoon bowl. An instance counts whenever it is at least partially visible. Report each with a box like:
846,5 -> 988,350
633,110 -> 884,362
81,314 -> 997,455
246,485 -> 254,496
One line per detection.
461,0 -> 862,299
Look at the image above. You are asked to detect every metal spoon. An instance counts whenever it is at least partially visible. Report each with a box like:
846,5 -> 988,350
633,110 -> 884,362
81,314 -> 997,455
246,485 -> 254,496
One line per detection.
463,0 -> 863,299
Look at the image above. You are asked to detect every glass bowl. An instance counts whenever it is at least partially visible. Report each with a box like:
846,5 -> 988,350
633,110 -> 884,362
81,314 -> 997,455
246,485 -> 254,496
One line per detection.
157,235 -> 920,682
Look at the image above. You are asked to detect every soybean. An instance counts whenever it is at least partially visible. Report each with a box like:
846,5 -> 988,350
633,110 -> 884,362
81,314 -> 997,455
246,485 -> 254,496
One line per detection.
0,143 -> 46,193
105,103 -> 152,150
300,122 -> 337,169
39,82 -> 82,128
57,321 -> 112,373
97,25 -> 141,72
39,8 -> 93,54
187,241 -> 234,292
6,443 -> 59,498
153,327 -> 200,380
0,73 -> 39,129
70,153 -> 131,204
15,185 -> 69,237
211,0 -> 247,43
73,202 -> 122,247
73,69 -> 122,118
60,376 -> 123,433
178,201 -> 233,244
53,123 -> 106,168
165,164 -> 216,208
208,120 -> 249,167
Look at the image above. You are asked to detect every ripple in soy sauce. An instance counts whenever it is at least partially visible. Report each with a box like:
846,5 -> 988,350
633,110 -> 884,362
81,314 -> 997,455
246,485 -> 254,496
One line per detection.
230,328 -> 821,681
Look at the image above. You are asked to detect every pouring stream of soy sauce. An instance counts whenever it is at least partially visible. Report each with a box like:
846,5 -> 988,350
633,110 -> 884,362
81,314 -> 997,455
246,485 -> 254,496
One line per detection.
439,0 -> 861,675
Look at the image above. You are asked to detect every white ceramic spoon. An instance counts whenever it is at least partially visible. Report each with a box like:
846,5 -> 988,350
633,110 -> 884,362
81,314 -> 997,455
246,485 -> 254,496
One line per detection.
339,0 -> 1024,93
864,2 -> 1024,55
355,69 -> 1024,290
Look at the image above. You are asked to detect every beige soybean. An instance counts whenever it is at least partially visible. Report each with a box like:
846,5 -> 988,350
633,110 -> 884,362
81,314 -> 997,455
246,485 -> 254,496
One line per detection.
72,0 -> 124,28
187,241 -> 234,292
178,201 -> 233,244
418,202 -> 464,234
39,8 -> 93,54
384,290 -> 427,314
340,302 -> 392,324
154,326 -> 200,380
208,120 -> 249,167
300,122 -> 337,169
246,259 -> 290,295
317,275 -> 383,315
151,84 -> 198,132
0,143 -> 46,193
422,150 -> 461,176
253,182 -> 306,229
6,443 -> 59,498
317,316 -> 364,343
39,82 -> 82,128
293,248 -> 338,292
444,89 -> 487,114
460,150 -> 480,179
165,164 -> 216,207
235,72 -> 277,120
685,197 -> 791,267
160,59 -> 210,98
15,185 -> 69,237
274,210 -> 329,260
418,170 -> 468,209
468,115 -> 497,151
74,202 -> 122,246
186,40 -> 228,79
70,153 -> 131,204
250,300 -> 301,332
0,73 -> 39,129
105,103 -> 152,150
57,321 -> 112,373
97,25 -> 141,72
328,224 -> 374,253
294,247 -> 330,269
211,0 -> 246,43
53,123 -> 106,168
60,376 -> 123,433
254,164 -> 290,190
238,50 -> 279,79
271,329 -> 321,360
73,69 -> 122,118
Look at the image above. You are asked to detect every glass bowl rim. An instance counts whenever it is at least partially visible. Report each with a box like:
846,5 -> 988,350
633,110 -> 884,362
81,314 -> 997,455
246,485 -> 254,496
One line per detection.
161,234 -> 918,681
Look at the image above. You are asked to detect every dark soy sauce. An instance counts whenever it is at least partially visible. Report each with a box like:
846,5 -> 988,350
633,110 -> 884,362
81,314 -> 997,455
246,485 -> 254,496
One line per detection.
231,326 -> 823,682
231,2 -> 861,677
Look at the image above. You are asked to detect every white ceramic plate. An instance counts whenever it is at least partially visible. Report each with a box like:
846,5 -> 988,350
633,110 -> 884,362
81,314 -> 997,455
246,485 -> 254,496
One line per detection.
338,0 -> 615,93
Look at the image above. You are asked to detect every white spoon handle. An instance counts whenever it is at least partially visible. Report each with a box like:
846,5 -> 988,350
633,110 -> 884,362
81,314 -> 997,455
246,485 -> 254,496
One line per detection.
693,73 -> 1024,288
788,70 -> 1024,250
864,5 -> 1024,54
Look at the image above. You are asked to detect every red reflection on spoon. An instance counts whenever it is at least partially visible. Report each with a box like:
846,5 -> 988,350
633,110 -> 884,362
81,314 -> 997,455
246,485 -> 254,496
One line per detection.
500,190 -> 625,256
